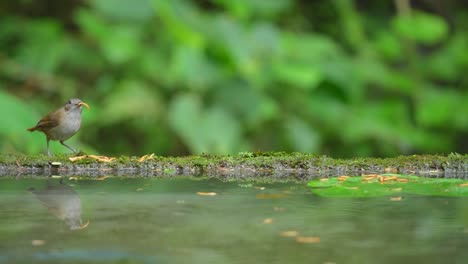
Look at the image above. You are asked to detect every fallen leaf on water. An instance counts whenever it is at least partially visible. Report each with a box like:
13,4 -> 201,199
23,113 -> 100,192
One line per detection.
459,183 -> 468,187
138,153 -> 155,162
256,193 -> 287,199
390,196 -> 402,201
51,175 -> 62,179
392,188 -> 403,192
319,178 -> 329,182
295,236 -> 320,243
96,176 -> 111,181
362,174 -> 379,181
69,176 -> 79,180
31,240 -> 45,246
263,218 -> 273,224
382,176 -> 398,182
338,176 -> 350,181
197,192 -> 217,196
280,231 -> 298,237
274,207 -> 286,212
255,186 -> 266,190
397,178 -> 409,183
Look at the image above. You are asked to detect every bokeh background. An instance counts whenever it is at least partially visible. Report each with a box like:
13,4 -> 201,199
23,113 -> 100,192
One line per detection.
0,0 -> 466,157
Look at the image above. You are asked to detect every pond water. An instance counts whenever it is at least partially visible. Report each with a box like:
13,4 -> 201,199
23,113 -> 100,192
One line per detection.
0,176 -> 467,264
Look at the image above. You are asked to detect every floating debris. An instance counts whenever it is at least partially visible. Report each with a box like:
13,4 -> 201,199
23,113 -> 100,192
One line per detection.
295,236 -> 320,244
273,207 -> 286,212
338,175 -> 350,181
390,196 -> 402,201
197,192 -> 217,196
263,218 -> 273,224
280,231 -> 298,237
31,240 -> 45,246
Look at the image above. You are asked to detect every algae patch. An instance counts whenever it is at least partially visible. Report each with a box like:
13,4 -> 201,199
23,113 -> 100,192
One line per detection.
308,174 -> 468,197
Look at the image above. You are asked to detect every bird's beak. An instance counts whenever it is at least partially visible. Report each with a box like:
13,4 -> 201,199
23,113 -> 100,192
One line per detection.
78,102 -> 90,110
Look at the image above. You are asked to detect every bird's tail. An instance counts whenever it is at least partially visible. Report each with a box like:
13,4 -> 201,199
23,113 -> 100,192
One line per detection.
27,126 -> 37,132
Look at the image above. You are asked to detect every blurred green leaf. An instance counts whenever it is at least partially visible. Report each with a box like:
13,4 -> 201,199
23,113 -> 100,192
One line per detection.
0,91 -> 41,152
169,46 -> 223,91
168,94 -> 245,154
152,0 -> 205,49
100,79 -> 162,124
87,0 -> 154,22
212,0 -> 291,20
416,88 -> 464,128
76,9 -> 142,65
374,31 -> 403,61
284,118 -> 320,152
392,11 -> 448,44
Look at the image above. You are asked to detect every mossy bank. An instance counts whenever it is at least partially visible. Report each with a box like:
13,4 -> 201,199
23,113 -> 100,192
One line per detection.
0,153 -> 467,181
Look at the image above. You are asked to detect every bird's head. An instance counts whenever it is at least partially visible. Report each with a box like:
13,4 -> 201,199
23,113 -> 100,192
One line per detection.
64,98 -> 90,112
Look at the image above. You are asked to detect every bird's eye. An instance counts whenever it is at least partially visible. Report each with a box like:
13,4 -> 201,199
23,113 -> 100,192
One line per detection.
67,100 -> 72,104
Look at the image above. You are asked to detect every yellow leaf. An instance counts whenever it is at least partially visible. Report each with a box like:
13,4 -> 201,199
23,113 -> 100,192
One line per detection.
197,192 -> 217,196
338,176 -> 350,181
31,240 -> 45,246
295,236 -> 320,243
280,231 -> 298,237
138,153 -> 155,162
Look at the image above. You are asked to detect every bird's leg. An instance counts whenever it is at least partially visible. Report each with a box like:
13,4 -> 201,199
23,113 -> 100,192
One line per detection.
47,138 -> 52,157
60,140 -> 78,154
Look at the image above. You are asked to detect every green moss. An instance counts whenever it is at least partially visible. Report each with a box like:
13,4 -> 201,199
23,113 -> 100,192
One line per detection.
0,153 -> 466,180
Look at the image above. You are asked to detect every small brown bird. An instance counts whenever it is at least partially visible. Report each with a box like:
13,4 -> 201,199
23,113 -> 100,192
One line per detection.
27,98 -> 90,156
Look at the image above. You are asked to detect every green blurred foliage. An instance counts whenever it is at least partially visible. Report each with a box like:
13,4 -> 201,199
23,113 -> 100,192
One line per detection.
0,0 -> 466,157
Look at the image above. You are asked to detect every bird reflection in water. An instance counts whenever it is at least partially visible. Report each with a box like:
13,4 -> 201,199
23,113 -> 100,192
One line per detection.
29,178 -> 89,230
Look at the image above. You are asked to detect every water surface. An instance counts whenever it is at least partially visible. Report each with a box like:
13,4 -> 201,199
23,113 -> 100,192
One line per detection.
0,177 -> 467,264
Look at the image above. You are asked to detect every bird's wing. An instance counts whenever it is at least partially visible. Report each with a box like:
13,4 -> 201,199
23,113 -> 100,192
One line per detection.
32,110 -> 61,130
